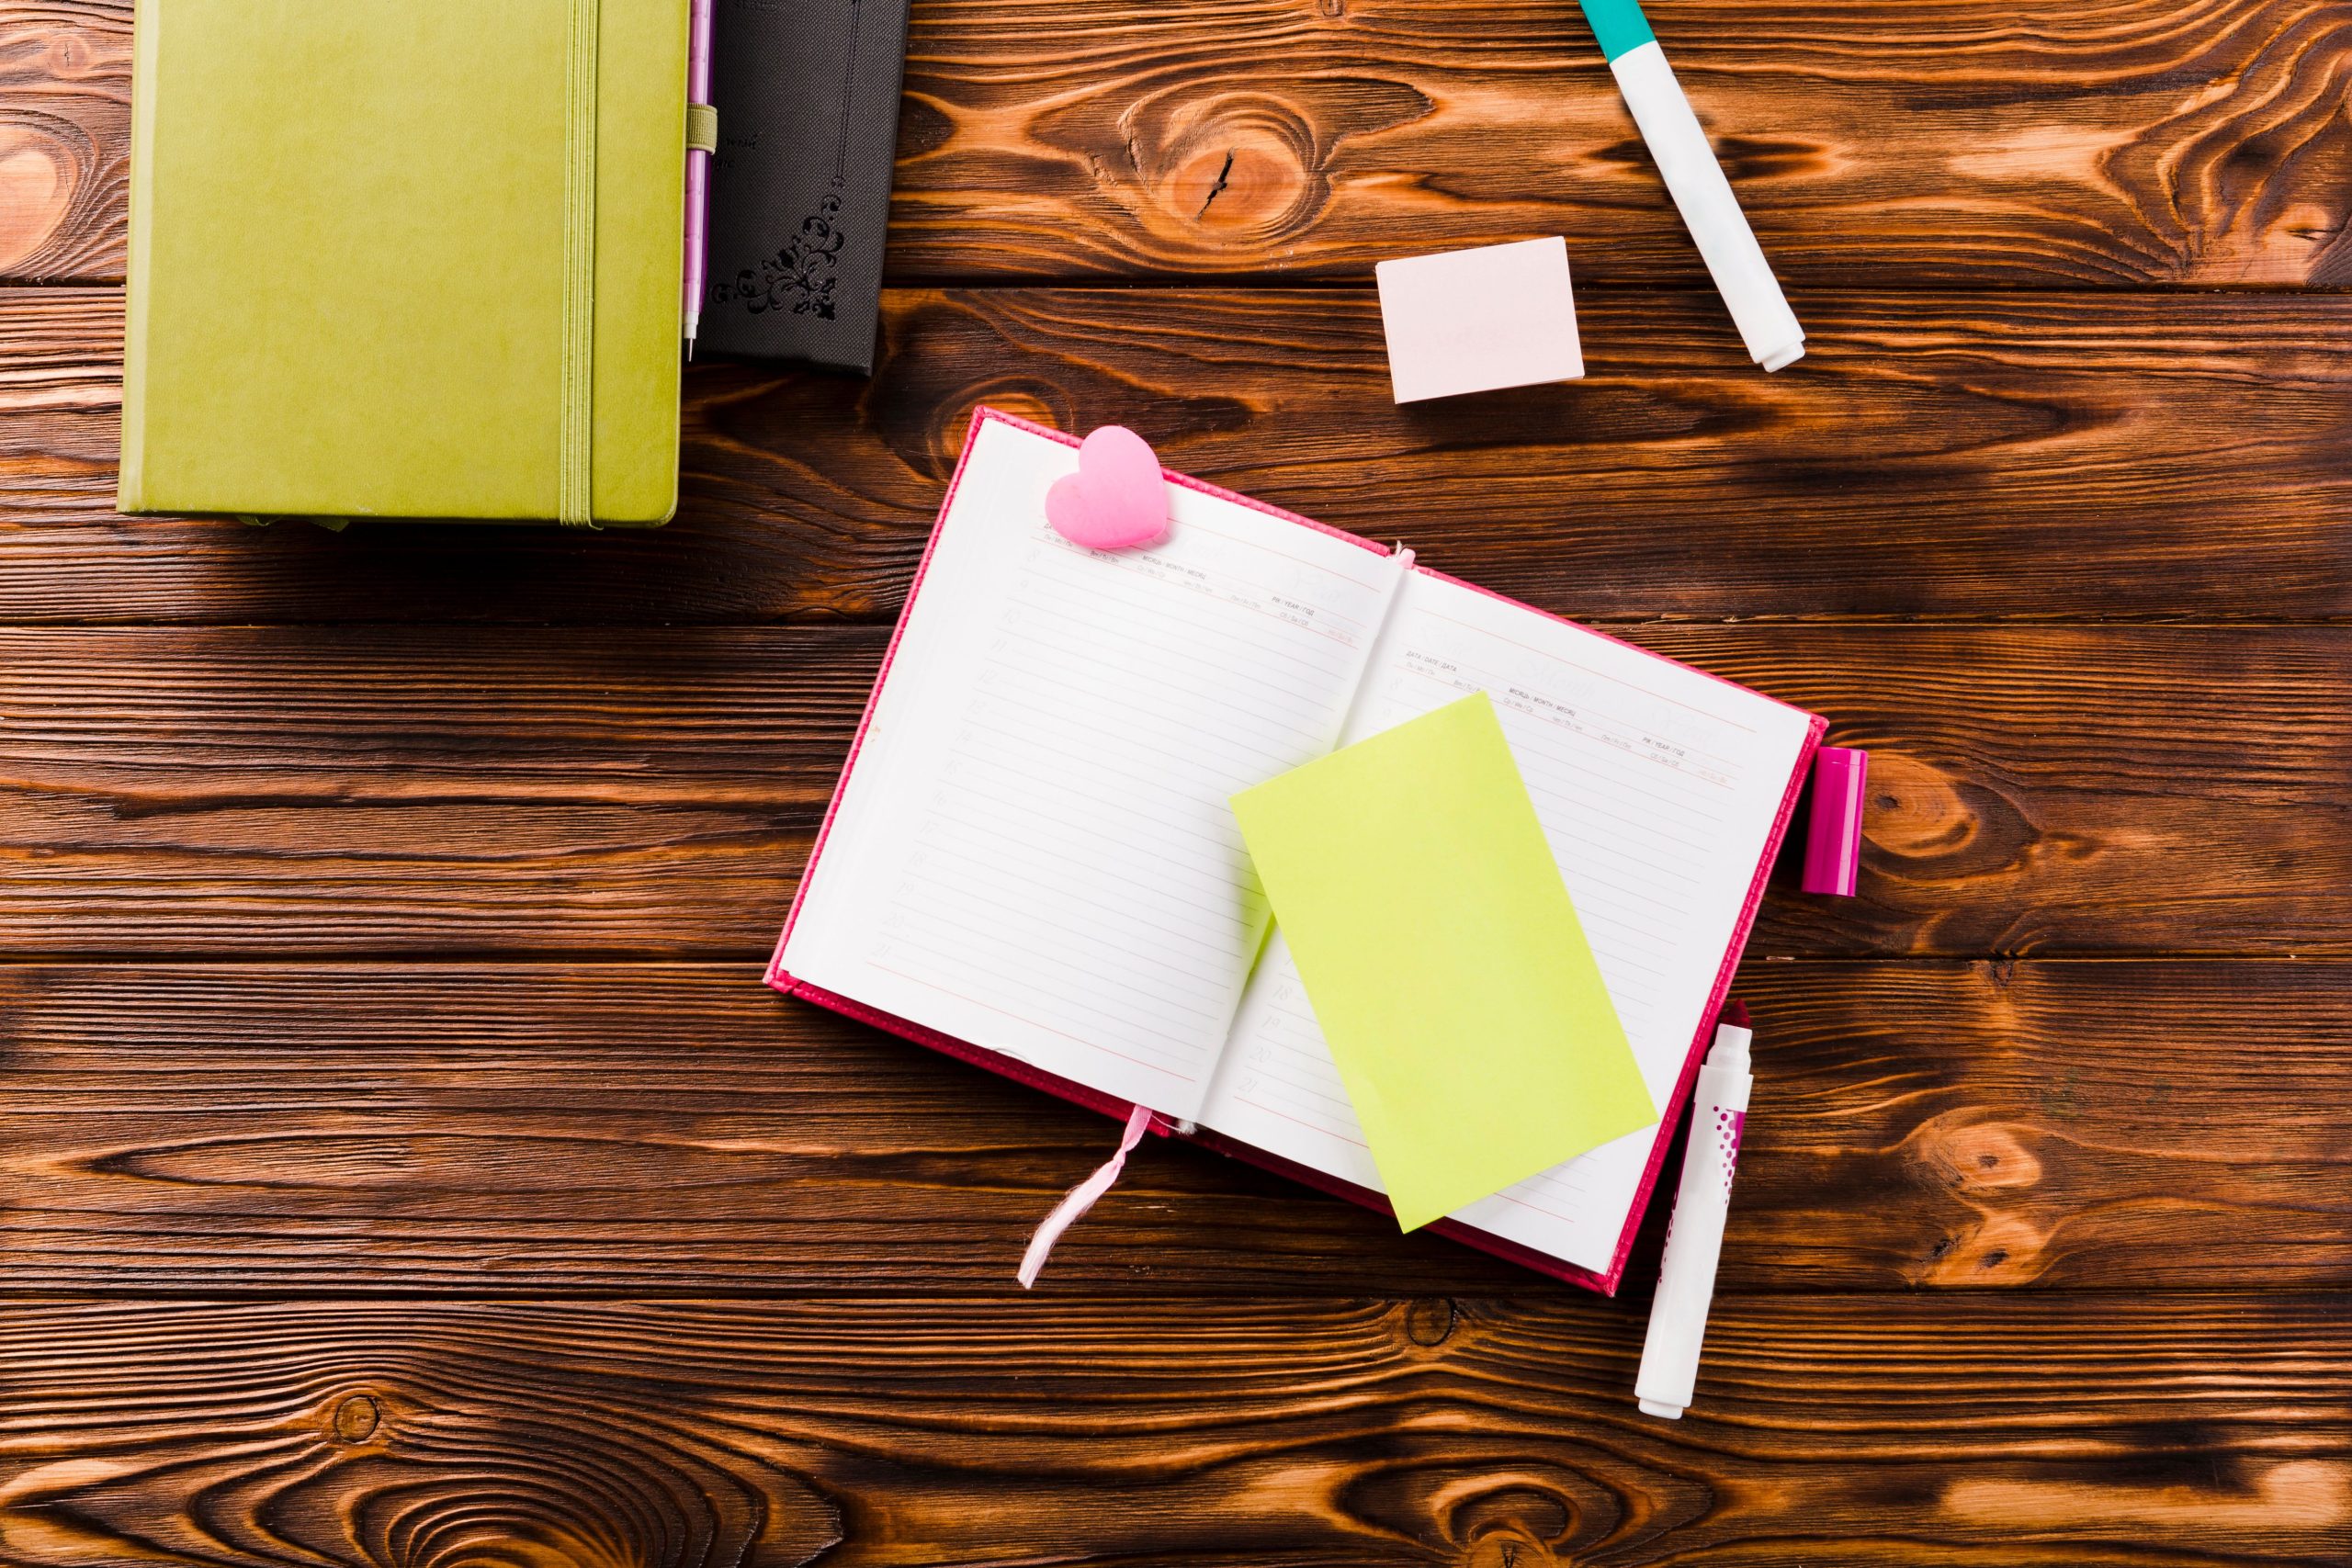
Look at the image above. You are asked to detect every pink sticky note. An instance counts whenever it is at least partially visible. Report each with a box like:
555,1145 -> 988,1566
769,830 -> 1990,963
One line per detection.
1375,237 -> 1585,404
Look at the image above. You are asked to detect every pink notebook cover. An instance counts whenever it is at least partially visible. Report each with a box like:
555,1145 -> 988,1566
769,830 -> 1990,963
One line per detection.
767,406 -> 1826,1294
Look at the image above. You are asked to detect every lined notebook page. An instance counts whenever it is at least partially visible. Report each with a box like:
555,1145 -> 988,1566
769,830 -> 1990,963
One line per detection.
1199,569 -> 1815,1270
781,418 -> 1408,1121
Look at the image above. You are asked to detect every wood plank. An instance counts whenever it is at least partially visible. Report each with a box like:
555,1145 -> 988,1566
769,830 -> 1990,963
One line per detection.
3,960 -> 2346,1294
3,623 -> 2348,959
0,625 -> 862,958
10,286 -> 2352,623
6,1294 -> 2349,1566
0,1 -> 123,284
12,1 -> 2352,290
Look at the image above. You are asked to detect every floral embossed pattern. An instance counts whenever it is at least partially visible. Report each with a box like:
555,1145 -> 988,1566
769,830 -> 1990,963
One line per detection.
707,0 -> 864,324
711,183 -> 846,319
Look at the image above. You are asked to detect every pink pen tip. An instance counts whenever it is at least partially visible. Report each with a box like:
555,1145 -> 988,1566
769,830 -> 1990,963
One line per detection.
1720,999 -> 1750,1029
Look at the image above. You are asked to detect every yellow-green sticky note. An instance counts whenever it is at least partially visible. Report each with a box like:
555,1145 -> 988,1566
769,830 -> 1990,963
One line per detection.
1231,693 -> 1656,1232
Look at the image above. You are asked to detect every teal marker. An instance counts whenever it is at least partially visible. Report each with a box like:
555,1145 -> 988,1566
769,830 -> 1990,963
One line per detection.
1577,0 -> 1805,370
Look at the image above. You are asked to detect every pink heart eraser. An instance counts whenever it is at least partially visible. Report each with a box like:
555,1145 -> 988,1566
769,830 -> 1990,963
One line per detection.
1046,425 -> 1170,551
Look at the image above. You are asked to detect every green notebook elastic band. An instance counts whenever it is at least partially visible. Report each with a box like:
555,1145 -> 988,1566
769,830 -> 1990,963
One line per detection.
562,0 -> 600,526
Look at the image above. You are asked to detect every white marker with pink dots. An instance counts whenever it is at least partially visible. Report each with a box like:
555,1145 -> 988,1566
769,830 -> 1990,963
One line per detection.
1636,998 -> 1755,1419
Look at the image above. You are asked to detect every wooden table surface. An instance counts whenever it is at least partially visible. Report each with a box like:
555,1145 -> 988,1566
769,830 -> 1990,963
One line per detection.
6,2 -> 2351,1563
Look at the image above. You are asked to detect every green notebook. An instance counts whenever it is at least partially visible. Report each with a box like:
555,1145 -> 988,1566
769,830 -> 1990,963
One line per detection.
120,0 -> 689,527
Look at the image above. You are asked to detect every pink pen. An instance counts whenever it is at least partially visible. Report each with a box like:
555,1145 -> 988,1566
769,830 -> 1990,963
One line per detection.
683,0 -> 713,355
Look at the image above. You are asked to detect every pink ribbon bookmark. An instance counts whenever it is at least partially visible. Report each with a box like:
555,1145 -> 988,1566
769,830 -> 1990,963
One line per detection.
1018,1102 -> 1155,1289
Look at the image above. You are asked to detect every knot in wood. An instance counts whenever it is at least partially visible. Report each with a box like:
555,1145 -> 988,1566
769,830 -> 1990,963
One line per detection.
332,1393 -> 380,1443
1404,1296 -> 1455,1347
1119,91 -> 1333,241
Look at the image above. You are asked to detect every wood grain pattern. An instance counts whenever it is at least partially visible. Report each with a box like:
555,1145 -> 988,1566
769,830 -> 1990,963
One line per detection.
3,960 -> 2346,1294
0,626 -> 861,958
6,1296 -> 2349,1567
2,624 -> 2346,958
898,0 -> 2352,288
6,1 -> 2349,1558
17,0 -> 2352,289
0,3 -> 121,282
12,286 -> 2352,622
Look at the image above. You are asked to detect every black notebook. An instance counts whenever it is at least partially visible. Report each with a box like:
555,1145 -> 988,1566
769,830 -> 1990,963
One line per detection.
703,0 -> 909,372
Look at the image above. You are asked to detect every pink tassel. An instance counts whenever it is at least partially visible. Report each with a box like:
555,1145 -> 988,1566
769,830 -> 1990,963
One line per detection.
1018,1102 -> 1154,1288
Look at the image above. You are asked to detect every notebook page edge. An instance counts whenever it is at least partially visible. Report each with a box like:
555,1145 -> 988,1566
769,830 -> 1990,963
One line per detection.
1592,707 -> 1826,1291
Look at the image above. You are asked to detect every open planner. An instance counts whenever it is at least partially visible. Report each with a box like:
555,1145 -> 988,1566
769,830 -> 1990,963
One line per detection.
770,409 -> 1826,1292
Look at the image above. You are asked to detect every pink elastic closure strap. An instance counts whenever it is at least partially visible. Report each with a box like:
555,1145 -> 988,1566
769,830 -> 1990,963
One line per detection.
1018,1102 -> 1155,1289
1801,747 -> 1870,897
